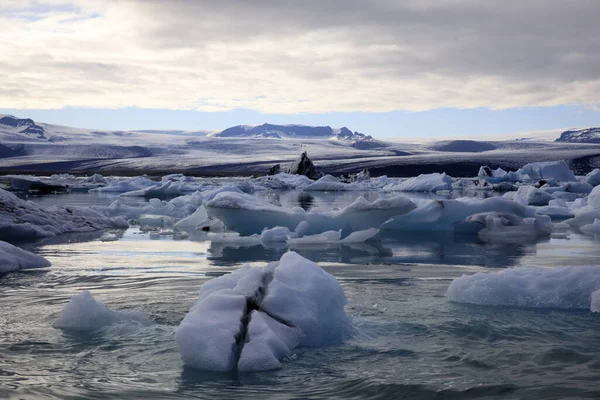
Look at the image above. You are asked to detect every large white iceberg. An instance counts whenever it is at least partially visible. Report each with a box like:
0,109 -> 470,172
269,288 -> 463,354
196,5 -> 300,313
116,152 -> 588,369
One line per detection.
447,265 -> 600,311
0,240 -> 51,274
175,252 -> 349,372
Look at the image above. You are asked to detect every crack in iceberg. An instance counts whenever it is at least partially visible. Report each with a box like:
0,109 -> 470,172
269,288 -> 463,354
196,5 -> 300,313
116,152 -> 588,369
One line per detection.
176,251 -> 348,372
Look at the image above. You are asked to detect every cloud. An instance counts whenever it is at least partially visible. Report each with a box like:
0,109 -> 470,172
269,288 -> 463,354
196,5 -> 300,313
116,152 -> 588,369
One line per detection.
1,0 -> 600,113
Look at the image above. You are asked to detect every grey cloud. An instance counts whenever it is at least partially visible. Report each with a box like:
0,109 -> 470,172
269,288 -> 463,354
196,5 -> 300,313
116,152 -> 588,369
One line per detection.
1,0 -> 600,112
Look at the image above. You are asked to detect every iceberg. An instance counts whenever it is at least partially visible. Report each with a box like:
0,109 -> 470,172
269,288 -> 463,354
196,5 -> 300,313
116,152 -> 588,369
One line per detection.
0,188 -> 122,242
447,265 -> 600,311
121,180 -> 184,198
53,291 -> 152,331
382,197 -> 534,233
466,212 -> 552,243
581,219 -> 600,236
90,176 -> 157,193
175,252 -> 348,372
585,169 -> 600,187
515,160 -> 576,182
0,240 -> 50,274
303,175 -> 349,191
513,186 -> 554,206
206,192 -> 416,236
388,173 -> 452,192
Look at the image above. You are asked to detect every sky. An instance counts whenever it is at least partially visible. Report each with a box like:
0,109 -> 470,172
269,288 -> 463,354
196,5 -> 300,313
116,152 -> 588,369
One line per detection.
1,0 -> 599,139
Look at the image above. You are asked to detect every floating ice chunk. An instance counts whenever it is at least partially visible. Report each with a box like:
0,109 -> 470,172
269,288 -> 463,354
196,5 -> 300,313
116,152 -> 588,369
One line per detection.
382,197 -> 534,232
0,188 -> 122,242
121,180 -> 184,198
447,266 -> 600,311
260,226 -> 293,243
176,252 -> 348,372
303,175 -> 349,191
206,193 -> 416,236
565,207 -> 600,228
586,169 -> 600,187
514,186 -> 554,206
174,205 -> 209,232
287,230 -> 342,245
515,160 -> 576,182
251,174 -> 314,190
589,185 -> 600,209
294,221 -> 310,237
90,176 -> 156,193
0,240 -> 50,274
468,213 -> 552,243
581,219 -> 600,236
53,291 -> 151,331
112,217 -> 129,229
394,173 -> 452,192
339,228 -> 379,243
535,205 -> 574,220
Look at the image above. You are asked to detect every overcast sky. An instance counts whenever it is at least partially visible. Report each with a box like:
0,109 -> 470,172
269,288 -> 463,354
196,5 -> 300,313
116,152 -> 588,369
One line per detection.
1,0 -> 599,137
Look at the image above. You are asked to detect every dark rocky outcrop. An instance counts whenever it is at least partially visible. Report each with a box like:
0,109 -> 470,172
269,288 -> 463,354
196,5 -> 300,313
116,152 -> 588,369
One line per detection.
283,151 -> 323,179
268,151 -> 323,179
432,140 -> 497,153
268,164 -> 281,175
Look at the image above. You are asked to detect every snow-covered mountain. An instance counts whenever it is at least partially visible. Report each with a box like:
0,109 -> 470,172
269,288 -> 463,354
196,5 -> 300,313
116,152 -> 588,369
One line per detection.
0,115 -> 46,139
1,114 -> 600,176
213,123 -> 372,141
556,128 -> 600,144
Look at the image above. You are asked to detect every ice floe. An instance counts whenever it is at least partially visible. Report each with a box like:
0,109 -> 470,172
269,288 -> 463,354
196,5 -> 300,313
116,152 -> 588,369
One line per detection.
0,240 -> 50,273
447,266 -> 600,311
53,291 -> 152,331
0,188 -> 122,241
206,192 -> 416,236
381,197 -> 534,233
387,173 -> 452,192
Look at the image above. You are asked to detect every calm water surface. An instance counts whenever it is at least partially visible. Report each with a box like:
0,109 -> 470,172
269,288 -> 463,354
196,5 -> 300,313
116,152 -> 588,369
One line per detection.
2,191 -> 600,399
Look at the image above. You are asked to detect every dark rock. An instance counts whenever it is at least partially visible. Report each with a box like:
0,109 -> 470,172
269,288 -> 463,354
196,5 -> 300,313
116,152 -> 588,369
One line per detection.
432,140 -> 497,153
283,151 -> 323,180
268,164 -> 281,175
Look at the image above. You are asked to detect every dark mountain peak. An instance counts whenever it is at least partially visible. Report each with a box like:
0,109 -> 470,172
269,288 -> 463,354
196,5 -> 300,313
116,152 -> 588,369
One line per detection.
0,115 -> 35,128
0,115 -> 46,138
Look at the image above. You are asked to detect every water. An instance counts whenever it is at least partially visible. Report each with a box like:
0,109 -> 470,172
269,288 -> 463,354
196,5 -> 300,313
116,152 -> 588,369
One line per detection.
2,191 -> 600,399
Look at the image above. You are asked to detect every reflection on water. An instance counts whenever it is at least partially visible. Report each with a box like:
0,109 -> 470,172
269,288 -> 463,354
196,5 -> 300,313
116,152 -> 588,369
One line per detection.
297,192 -> 315,211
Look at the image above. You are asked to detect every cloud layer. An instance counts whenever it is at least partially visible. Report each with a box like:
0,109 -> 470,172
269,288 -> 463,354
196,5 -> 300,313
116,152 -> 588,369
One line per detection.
1,0 -> 599,113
